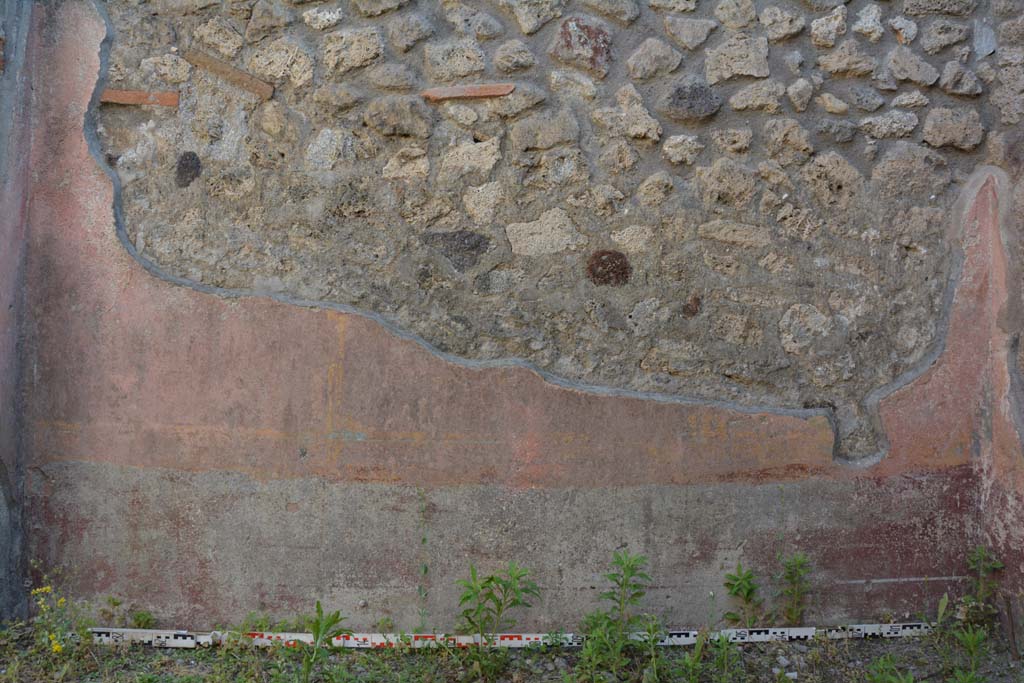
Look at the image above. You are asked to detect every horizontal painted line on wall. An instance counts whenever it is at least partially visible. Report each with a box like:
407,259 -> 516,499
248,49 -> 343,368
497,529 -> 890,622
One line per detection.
835,575 -> 969,585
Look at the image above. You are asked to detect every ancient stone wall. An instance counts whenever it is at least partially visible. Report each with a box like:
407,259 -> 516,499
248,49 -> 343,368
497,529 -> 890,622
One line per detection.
97,0 -> 1023,460
7,0 -> 1024,631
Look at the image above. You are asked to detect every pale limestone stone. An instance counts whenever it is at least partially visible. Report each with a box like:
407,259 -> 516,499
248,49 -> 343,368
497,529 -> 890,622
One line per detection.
248,37 -> 314,86
889,15 -> 918,43
464,182 -> 503,223
626,38 -> 682,80
302,5 -> 344,30
859,110 -> 919,138
891,90 -> 930,107
611,225 -> 655,250
714,0 -> 756,29
440,137 -> 502,180
506,208 -> 585,255
779,304 -> 833,353
424,39 -> 486,81
593,85 -> 663,141
194,17 -> 245,56
382,147 -> 430,179
852,4 -> 884,42
816,92 -> 849,113
662,134 -> 704,164
759,6 -> 805,41
698,219 -> 771,248
305,128 -> 356,170
664,16 -> 718,49
140,54 -> 192,84
705,33 -> 769,84
811,6 -> 847,48
636,171 -> 675,206
787,78 -> 813,111
922,107 -> 984,149
711,127 -> 753,152
729,80 -> 785,112
322,27 -> 384,75
550,70 -> 598,98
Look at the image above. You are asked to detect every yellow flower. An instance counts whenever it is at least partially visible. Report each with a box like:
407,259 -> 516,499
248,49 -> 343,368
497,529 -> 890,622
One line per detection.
31,586 -> 52,596
57,597 -> 66,607
51,642 -> 63,654
48,633 -> 56,641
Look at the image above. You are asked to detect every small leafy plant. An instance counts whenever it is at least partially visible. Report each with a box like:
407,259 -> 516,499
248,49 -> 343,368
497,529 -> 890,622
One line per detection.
723,562 -> 767,627
576,610 -> 629,682
777,552 -> 812,626
947,670 -> 984,683
456,562 -> 540,681
952,624 -> 987,674
637,614 -> 666,683
866,654 -> 915,683
709,633 -> 741,683
299,601 -> 351,683
957,546 -> 1003,624
131,610 -> 156,629
577,551 -> 653,682
600,550 -> 652,631
457,562 -> 540,642
98,596 -> 124,627
672,630 -> 707,683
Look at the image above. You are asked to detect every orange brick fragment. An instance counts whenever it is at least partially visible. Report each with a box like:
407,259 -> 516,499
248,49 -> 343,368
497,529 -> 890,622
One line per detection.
420,83 -> 516,103
100,89 -> 180,107
181,49 -> 274,101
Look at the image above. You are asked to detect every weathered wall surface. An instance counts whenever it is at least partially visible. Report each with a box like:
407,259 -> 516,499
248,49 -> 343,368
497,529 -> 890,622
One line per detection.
0,0 -> 34,619
7,0 -> 1024,632
96,0 -> 1024,460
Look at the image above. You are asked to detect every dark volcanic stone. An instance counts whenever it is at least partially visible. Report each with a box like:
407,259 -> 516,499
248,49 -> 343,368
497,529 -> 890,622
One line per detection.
423,230 -> 491,271
175,152 -> 201,188
656,75 -> 722,121
586,250 -> 631,286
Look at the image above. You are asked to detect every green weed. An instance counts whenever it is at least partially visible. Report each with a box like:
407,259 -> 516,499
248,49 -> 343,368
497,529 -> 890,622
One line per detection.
671,629 -> 707,683
958,546 -> 1003,624
577,551 -> 653,682
456,561 -> 539,681
298,601 -> 351,683
132,610 -> 157,629
866,654 -> 915,683
709,633 -> 742,683
600,551 -> 652,632
723,562 -> 767,628
777,552 -> 812,626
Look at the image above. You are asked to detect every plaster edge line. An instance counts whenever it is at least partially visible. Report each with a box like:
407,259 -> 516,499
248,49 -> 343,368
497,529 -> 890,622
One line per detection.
78,0 -> 1000,469
853,168 -> 1017,470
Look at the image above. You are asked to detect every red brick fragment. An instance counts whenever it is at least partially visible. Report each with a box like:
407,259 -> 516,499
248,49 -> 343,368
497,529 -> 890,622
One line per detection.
181,49 -> 274,101
420,83 -> 516,103
100,89 -> 180,107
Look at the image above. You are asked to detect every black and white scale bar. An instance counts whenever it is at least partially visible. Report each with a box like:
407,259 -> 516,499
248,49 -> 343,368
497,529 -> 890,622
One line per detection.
89,622 -> 933,650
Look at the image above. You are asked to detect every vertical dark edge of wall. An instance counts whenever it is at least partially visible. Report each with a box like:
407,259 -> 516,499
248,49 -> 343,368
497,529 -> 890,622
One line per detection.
0,0 -> 33,619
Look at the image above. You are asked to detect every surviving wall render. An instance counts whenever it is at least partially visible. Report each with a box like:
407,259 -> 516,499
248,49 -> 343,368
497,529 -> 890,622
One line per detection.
97,0 -> 1024,461
2,0 -> 1024,633
0,0 -> 33,619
